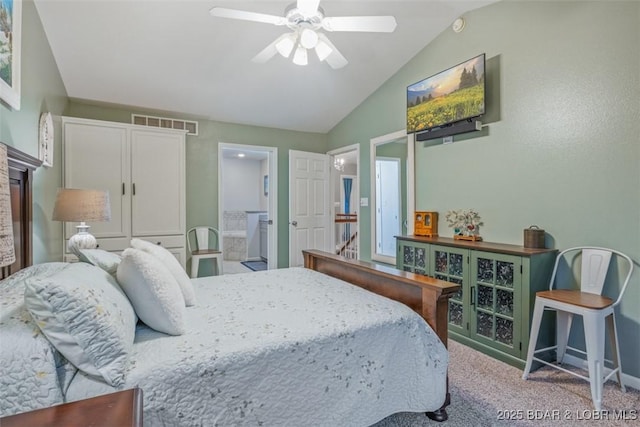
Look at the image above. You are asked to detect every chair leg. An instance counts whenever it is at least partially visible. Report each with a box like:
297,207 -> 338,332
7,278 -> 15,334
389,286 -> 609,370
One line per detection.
583,313 -> 605,411
523,298 -> 545,379
556,311 -> 573,364
606,314 -> 625,392
190,257 -> 199,279
216,256 -> 223,275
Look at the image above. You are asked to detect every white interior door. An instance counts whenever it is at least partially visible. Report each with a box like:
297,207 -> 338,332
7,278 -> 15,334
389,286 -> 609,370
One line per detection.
289,150 -> 330,267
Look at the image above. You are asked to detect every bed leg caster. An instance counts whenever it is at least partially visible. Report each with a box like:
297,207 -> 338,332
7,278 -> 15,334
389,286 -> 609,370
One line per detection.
425,391 -> 450,422
425,408 -> 448,422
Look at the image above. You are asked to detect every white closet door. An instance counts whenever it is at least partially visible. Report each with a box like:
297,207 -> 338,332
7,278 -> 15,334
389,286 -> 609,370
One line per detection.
63,121 -> 130,244
288,150 -> 330,267
130,129 -> 185,237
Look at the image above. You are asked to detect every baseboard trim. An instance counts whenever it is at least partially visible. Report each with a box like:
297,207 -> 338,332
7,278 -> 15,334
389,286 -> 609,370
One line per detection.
563,354 -> 640,391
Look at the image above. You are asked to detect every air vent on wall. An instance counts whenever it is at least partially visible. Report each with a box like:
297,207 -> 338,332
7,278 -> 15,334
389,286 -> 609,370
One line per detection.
131,114 -> 198,136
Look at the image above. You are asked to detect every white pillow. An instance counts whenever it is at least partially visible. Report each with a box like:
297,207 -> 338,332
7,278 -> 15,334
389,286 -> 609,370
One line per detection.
77,249 -> 122,276
130,238 -> 195,306
24,263 -> 136,387
117,248 -> 186,335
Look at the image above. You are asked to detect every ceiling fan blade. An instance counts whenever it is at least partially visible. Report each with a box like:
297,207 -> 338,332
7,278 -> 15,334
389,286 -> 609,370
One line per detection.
297,0 -> 321,17
317,34 -> 348,69
251,35 -> 285,64
210,7 -> 286,26
322,16 -> 397,33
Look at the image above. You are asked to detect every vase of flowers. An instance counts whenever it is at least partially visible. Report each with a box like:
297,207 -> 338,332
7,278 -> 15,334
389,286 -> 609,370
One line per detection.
445,209 -> 484,241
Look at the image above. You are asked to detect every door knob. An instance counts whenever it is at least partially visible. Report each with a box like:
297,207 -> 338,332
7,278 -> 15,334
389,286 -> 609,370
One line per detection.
291,221 -> 298,226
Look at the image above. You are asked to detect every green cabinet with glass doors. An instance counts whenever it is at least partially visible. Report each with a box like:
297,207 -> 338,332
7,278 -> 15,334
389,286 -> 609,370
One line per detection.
396,235 -> 556,369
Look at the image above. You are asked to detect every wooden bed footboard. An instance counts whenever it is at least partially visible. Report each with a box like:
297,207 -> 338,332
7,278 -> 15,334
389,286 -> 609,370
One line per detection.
303,250 -> 460,348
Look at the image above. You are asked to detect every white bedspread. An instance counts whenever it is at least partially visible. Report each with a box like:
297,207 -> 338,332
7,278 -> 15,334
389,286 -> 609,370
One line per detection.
66,267 -> 447,426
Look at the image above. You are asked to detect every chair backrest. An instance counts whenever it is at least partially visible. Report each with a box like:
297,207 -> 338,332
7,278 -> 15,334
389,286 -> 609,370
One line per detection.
549,246 -> 634,306
187,226 -> 220,253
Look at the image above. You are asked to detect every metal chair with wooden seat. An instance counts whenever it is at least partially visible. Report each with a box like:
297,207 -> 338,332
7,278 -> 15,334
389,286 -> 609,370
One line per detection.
187,226 -> 223,278
522,247 -> 634,410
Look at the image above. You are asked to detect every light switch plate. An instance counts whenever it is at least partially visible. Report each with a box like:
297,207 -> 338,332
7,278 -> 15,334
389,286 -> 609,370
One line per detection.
360,197 -> 369,207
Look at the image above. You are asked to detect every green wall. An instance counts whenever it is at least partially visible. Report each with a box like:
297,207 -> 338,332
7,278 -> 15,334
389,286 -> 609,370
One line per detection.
328,1 -> 640,378
0,0 -> 68,263
64,100 -> 328,268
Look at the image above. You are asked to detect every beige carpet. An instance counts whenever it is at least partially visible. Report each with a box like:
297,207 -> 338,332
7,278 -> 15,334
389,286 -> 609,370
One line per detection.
374,340 -> 639,426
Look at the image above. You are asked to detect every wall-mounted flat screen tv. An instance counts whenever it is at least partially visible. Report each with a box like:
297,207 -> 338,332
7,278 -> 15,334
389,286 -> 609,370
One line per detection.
407,53 -> 485,134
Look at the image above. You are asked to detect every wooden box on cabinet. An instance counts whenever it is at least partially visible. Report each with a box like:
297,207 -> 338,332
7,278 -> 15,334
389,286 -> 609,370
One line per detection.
414,211 -> 438,237
396,235 -> 556,369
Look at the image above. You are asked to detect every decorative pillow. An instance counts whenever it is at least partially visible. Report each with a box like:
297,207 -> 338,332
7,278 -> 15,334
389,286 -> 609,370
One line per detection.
77,249 -> 122,276
1,263 -> 71,417
117,248 -> 186,335
130,238 -> 195,306
24,263 -> 136,387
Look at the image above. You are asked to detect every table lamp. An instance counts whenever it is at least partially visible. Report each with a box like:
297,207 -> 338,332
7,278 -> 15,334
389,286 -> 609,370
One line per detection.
52,188 -> 111,255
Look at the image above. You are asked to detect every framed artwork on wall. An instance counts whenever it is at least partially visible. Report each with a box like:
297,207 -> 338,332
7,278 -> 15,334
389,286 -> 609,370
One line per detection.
0,0 -> 22,110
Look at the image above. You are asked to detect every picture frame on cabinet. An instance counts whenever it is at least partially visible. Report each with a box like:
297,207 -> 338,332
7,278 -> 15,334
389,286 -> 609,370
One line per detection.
0,0 -> 22,110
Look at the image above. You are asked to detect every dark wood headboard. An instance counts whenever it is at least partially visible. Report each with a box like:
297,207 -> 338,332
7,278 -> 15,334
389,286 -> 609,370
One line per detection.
1,144 -> 41,280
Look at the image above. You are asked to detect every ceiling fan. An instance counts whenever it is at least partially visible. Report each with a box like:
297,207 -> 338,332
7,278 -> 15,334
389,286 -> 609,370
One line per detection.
210,0 -> 397,69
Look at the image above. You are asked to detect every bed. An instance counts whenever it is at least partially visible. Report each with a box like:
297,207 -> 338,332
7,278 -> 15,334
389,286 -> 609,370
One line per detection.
0,144 -> 460,425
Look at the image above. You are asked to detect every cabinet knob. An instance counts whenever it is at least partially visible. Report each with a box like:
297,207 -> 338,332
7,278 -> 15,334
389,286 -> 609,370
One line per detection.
96,244 -> 100,248
156,242 -> 161,245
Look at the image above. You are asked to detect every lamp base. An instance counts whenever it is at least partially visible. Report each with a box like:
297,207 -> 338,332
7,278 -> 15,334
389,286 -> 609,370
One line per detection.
68,223 -> 97,256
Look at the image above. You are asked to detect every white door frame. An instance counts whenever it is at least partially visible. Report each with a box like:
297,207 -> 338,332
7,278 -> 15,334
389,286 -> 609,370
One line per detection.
218,142 -> 278,270
328,144 -> 360,259
370,130 -> 414,265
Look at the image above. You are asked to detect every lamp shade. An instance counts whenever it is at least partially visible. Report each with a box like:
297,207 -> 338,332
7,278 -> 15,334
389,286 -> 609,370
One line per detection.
0,144 -> 15,268
52,188 -> 111,222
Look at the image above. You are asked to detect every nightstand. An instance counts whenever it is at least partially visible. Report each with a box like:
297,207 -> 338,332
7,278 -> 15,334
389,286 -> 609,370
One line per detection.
0,388 -> 142,427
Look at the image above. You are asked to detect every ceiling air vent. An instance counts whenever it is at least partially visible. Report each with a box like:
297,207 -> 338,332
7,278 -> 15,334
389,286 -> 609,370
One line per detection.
132,114 -> 198,136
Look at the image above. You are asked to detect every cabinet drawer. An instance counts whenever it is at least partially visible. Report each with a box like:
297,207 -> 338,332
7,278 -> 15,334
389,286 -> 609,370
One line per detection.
65,236 -> 185,255
64,237 -> 130,252
133,235 -> 184,248
66,245 -> 185,269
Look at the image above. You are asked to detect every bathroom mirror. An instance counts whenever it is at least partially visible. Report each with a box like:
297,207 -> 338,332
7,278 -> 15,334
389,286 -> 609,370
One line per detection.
370,130 -> 414,265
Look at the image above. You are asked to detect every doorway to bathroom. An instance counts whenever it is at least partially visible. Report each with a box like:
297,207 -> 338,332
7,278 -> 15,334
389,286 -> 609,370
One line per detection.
218,143 -> 278,273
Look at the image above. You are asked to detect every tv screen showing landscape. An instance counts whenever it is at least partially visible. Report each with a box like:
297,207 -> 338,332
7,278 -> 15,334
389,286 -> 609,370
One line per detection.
406,54 -> 485,134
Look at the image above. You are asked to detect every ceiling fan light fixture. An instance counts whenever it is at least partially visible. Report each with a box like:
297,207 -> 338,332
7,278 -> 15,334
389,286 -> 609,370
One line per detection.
292,45 -> 308,66
315,39 -> 332,62
300,28 -> 319,49
276,34 -> 296,57
211,3 -> 397,69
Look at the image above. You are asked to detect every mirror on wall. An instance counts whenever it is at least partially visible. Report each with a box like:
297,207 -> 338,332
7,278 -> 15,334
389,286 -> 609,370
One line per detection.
370,130 -> 414,265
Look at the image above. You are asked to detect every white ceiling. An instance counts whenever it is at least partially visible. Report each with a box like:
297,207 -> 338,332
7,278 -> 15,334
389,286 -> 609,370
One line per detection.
35,0 -> 495,133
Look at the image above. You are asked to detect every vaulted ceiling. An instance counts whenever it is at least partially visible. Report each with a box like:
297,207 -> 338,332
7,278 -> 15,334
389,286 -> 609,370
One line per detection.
35,1 -> 495,133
